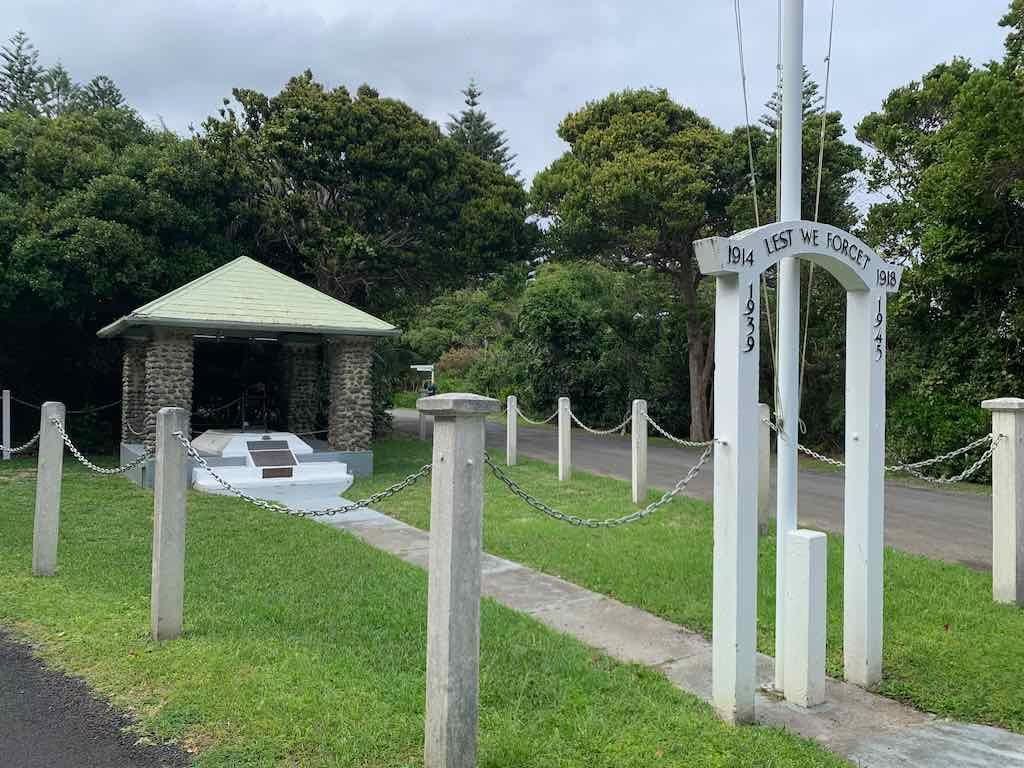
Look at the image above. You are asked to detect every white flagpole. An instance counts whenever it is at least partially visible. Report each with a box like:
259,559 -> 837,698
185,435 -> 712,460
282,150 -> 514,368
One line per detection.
775,0 -> 804,692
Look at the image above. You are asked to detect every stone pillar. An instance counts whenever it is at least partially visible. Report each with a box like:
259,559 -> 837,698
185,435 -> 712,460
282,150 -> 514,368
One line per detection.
327,336 -> 374,451
982,397 -> 1024,605
283,341 -> 321,434
418,393 -> 500,768
783,529 -> 827,707
33,402 -> 65,576
121,338 -> 148,443
506,395 -> 518,466
631,399 -> 647,504
558,396 -> 571,482
144,330 -> 194,454
152,407 -> 189,641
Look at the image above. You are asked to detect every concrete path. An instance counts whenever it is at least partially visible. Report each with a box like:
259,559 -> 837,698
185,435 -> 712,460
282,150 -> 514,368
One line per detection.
313,503 -> 1024,768
392,408 -> 995,570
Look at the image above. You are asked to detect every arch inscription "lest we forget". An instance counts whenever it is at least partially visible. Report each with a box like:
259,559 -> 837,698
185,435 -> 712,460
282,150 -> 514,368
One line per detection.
694,220 -> 902,723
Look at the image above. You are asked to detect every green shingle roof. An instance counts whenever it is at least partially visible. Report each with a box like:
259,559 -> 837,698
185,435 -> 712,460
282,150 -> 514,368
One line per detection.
98,256 -> 399,339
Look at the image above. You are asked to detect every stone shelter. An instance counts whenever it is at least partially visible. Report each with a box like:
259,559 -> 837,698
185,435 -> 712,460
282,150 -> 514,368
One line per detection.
98,256 -> 399,485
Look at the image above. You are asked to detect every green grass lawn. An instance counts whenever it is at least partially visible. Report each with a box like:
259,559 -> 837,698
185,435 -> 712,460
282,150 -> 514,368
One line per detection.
354,437 -> 1024,734
0,458 -> 848,767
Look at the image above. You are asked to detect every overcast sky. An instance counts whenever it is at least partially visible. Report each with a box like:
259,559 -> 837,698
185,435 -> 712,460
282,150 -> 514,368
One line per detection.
6,1 -> 1012,185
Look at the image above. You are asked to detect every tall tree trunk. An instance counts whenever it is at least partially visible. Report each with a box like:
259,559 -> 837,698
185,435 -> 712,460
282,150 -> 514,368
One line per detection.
676,258 -> 715,441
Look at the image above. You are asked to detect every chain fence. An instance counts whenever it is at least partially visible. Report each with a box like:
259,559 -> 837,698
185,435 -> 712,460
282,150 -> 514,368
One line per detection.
568,408 -> 631,435
485,444 -> 713,528
51,417 -> 152,475
175,432 -> 430,517
763,417 -> 1000,485
1,432 -> 40,454
646,415 -> 715,448
514,405 -> 558,426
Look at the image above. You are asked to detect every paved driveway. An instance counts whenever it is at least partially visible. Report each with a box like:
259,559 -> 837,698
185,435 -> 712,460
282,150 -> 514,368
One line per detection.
390,408 -> 993,570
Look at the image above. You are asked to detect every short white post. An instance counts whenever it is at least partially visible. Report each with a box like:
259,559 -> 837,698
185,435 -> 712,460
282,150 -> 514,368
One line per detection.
419,393 -> 499,768
506,395 -> 518,466
759,403 -> 771,536
558,396 -> 571,482
982,398 -> 1024,605
631,399 -> 647,504
152,407 -> 189,641
419,411 -> 429,441
783,529 -> 827,707
2,389 -> 10,461
32,402 -> 66,576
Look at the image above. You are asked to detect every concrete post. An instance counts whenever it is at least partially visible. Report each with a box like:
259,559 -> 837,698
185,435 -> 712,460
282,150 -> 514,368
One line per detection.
631,399 -> 647,504
152,407 -> 189,641
843,290 -> 887,689
711,273 -> 760,724
982,398 -> 1024,605
2,389 -> 10,461
783,529 -> 826,707
418,393 -> 499,768
759,403 -> 771,535
506,395 -> 518,466
32,402 -> 66,576
558,396 -> 571,482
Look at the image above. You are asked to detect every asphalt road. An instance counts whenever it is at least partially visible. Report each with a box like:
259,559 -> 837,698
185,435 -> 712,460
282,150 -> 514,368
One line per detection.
0,631 -> 189,768
391,409 -> 993,570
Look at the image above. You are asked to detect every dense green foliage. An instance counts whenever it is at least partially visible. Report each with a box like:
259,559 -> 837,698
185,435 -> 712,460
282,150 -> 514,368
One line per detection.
857,7 -> 1024,464
0,459 -> 849,767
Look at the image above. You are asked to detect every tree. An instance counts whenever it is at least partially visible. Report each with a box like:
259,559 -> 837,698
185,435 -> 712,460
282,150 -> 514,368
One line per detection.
532,89 -> 724,438
0,31 -> 42,115
39,62 -> 80,117
446,80 -> 517,176
856,1 -> 1024,465
77,74 -> 125,111
200,72 -> 535,315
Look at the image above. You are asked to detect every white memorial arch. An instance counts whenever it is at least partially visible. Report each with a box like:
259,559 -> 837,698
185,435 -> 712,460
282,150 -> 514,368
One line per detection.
695,220 -> 902,722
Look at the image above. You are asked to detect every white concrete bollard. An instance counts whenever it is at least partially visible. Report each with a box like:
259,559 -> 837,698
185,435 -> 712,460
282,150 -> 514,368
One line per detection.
151,407 -> 189,641
418,393 -> 499,768
558,397 -> 571,482
32,402 -> 66,576
982,398 -> 1024,605
506,395 -> 518,466
759,403 -> 771,536
783,529 -> 827,707
631,399 -> 647,504
2,389 -> 10,461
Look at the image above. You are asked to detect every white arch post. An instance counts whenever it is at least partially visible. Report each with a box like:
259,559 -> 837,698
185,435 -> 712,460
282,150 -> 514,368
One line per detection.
696,221 -> 901,720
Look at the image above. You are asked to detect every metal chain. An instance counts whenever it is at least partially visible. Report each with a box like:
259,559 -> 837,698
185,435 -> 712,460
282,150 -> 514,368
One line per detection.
68,399 -> 121,415
515,406 -> 557,426
485,444 -> 713,528
568,409 -> 631,435
1,432 -> 40,454
762,416 -> 1000,482
646,415 -> 715,448
126,422 -> 146,437
175,431 -> 430,517
193,396 -> 242,418
51,417 -> 152,474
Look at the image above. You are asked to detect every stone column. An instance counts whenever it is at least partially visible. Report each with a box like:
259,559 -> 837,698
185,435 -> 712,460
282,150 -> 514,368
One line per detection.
121,338 -> 148,443
327,336 -> 374,451
283,341 -> 321,434
144,330 -> 194,454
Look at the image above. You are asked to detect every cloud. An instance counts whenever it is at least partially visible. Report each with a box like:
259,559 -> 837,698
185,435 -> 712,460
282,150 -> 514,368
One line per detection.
7,0 -> 1010,184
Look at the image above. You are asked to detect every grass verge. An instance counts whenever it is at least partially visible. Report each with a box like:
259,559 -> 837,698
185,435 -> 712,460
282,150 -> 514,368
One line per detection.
0,458 -> 846,767
355,437 -> 1024,734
